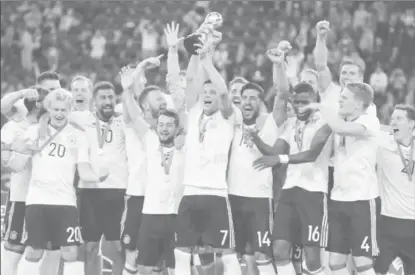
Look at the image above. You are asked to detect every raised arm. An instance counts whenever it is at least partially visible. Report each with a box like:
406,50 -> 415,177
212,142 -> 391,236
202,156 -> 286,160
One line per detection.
185,53 -> 204,110
0,88 -> 38,119
120,58 -> 162,139
165,22 -> 186,113
200,49 -> 233,118
314,21 -> 332,93
266,41 -> 292,127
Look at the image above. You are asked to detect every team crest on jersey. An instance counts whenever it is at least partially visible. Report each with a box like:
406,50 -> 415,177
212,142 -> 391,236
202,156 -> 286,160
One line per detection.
123,235 -> 131,244
10,230 -> 17,240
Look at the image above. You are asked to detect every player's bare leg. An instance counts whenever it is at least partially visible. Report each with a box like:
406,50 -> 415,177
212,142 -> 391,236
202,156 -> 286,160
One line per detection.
61,245 -> 84,274
174,247 -> 193,275
328,252 -> 350,275
22,246 -> 46,275
303,246 -> 325,275
273,240 -> 296,275
84,241 -> 103,275
255,252 -> 275,275
123,249 -> 138,275
220,248 -> 242,275
39,249 -> 61,275
243,243 -> 259,275
1,243 -> 24,275
352,256 -> 376,275
105,240 -> 124,275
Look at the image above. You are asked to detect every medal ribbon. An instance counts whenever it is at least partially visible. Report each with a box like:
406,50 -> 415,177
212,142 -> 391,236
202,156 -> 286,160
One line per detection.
198,114 -> 213,143
294,119 -> 309,151
95,115 -> 112,151
37,122 -> 68,154
395,137 -> 414,182
159,146 -> 174,175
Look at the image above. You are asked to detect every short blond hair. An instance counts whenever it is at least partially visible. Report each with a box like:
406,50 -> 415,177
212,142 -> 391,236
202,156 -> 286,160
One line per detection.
44,88 -> 73,111
345,82 -> 373,109
299,69 -> 319,81
71,75 -> 93,92
340,58 -> 365,77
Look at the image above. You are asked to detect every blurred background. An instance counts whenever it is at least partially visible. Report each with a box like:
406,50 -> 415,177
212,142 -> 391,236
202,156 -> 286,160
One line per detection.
1,0 -> 415,227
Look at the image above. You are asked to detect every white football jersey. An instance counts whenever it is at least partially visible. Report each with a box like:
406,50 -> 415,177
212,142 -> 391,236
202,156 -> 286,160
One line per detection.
377,131 -> 415,219
124,123 -> 146,196
1,119 -> 32,202
25,123 -> 89,206
142,131 -> 185,214
228,112 -> 280,198
183,104 -> 235,195
280,112 -> 331,193
331,113 -> 380,201
77,113 -> 128,189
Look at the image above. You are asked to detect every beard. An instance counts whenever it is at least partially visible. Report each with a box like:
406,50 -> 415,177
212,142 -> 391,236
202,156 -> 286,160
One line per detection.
159,136 -> 175,146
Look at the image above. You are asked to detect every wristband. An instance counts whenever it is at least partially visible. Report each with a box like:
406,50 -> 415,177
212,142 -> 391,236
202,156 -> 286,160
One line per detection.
279,155 -> 289,164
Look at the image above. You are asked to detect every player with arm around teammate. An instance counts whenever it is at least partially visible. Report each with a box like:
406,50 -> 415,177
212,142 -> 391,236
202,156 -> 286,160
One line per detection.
226,40 -> 292,275
375,105 -> 415,275
252,81 -> 332,275
302,82 -> 381,275
0,87 -> 50,275
14,89 -> 108,275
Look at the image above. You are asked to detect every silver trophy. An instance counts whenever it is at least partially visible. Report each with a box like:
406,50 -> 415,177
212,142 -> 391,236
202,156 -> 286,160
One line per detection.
197,12 -> 223,44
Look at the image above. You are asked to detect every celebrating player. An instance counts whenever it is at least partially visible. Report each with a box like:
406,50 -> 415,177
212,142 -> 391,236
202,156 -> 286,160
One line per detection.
1,86 -> 50,275
13,89 -> 107,275
77,81 -> 127,275
253,80 -> 332,275
302,82 -> 380,275
227,40 -> 291,275
0,72 -> 61,121
375,105 -> 415,275
174,24 -> 243,275
70,75 -> 94,112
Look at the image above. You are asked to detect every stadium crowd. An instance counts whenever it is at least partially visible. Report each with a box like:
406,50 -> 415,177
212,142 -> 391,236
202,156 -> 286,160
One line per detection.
1,1 -> 414,275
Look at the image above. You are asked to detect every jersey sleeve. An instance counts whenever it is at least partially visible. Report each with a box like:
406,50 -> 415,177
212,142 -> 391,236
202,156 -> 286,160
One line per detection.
76,130 -> 90,163
355,113 -> 380,138
24,125 -> 40,143
258,114 -> 281,146
6,99 -> 28,122
0,123 -> 16,144
279,118 -> 294,143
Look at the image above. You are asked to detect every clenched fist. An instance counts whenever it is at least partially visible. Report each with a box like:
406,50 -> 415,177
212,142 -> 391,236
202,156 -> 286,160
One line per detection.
316,20 -> 330,37
266,40 -> 291,64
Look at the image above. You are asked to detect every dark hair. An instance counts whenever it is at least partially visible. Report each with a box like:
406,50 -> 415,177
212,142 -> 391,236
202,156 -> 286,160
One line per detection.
36,71 -> 60,84
23,86 -> 50,112
204,80 -> 213,85
293,82 -> 315,95
93,81 -> 115,96
395,104 -> 415,122
240,82 -> 265,101
158,109 -> 180,126
137,85 -> 162,110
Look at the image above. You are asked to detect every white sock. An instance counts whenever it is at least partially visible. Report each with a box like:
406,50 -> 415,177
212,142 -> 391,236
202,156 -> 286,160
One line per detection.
257,259 -> 276,275
303,266 -> 326,275
331,266 -> 349,275
276,261 -> 296,275
358,268 -> 376,275
40,250 -> 61,275
63,261 -> 84,274
174,249 -> 192,275
221,253 -> 242,275
1,250 -> 23,275
21,260 -> 40,275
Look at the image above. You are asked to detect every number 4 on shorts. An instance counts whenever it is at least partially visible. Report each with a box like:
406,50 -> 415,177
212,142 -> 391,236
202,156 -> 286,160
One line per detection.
361,236 -> 370,252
